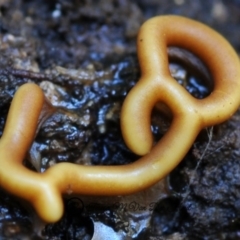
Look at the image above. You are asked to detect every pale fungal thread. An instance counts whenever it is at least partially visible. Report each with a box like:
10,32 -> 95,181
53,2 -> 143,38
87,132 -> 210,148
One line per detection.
171,127 -> 214,225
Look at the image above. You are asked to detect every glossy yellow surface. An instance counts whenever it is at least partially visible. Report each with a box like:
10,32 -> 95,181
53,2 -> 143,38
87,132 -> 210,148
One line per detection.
0,15 -> 240,223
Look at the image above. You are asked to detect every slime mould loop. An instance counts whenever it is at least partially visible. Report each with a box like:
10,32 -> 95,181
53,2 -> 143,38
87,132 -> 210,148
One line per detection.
0,15 -> 240,223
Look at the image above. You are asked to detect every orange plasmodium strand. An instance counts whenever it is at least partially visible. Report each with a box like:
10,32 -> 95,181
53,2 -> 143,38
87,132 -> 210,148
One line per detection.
0,15 -> 240,223
0,83 -> 63,222
121,15 -> 240,155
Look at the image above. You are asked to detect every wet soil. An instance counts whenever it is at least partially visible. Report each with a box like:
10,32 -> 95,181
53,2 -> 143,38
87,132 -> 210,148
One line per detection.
1,0 -> 240,239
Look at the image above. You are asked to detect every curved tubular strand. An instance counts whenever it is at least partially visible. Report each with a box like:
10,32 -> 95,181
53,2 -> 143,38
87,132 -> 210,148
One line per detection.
121,15 -> 240,155
0,83 -> 62,222
0,84 -> 200,222
0,15 -> 240,223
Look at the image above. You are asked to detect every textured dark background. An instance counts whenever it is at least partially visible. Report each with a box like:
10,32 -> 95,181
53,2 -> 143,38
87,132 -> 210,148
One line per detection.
1,1 -> 240,239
